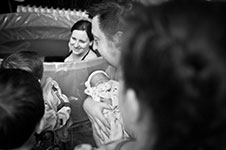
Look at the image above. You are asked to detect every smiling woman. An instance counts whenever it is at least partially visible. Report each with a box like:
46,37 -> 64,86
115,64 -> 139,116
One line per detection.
64,20 -> 99,62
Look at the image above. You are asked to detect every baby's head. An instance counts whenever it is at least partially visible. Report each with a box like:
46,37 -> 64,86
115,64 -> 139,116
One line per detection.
85,70 -> 113,105
86,70 -> 110,88
1,50 -> 44,80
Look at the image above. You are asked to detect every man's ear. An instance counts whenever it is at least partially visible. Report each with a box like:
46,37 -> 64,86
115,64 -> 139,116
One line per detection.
113,31 -> 123,43
125,88 -> 140,123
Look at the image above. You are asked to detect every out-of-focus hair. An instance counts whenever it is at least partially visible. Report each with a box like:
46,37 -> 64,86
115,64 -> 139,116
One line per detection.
0,69 -> 44,149
1,51 -> 43,80
121,0 -> 226,149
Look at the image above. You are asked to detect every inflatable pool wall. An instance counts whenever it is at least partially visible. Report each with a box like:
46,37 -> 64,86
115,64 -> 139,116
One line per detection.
43,58 -> 109,99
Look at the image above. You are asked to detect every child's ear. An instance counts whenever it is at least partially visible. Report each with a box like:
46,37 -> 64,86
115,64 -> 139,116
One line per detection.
125,88 -> 140,123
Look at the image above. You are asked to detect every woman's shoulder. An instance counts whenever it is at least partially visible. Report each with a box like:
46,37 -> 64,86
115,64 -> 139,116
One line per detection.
64,53 -> 74,62
85,50 -> 98,60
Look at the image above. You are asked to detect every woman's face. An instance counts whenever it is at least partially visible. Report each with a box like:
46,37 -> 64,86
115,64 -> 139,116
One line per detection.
68,30 -> 91,56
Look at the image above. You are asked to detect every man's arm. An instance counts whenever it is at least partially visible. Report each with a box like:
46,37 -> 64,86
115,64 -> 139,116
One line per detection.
83,96 -> 111,138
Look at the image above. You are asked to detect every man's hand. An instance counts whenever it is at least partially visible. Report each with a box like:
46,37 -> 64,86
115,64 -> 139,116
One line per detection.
83,97 -> 111,140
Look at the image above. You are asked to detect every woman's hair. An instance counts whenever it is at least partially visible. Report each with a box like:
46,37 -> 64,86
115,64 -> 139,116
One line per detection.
0,69 -> 44,149
1,50 -> 43,80
71,20 -> 94,41
121,1 -> 226,149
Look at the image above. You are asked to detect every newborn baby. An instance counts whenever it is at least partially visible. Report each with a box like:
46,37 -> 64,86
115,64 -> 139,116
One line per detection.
85,70 -> 128,145
85,70 -> 119,107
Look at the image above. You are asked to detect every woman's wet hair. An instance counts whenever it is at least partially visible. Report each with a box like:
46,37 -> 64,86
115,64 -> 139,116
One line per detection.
1,50 -> 43,80
71,20 -> 94,41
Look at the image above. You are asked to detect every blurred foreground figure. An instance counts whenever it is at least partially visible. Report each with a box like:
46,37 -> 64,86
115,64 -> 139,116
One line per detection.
0,69 -> 44,150
119,0 -> 226,150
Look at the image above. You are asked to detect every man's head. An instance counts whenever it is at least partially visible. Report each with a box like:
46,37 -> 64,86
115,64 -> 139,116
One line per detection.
0,69 -> 44,149
1,51 -> 44,80
89,1 -> 134,67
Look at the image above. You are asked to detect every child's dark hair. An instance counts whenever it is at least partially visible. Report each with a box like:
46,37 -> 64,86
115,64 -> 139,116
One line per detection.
1,51 -> 44,80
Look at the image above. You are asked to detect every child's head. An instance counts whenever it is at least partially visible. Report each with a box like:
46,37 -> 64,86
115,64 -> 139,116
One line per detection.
1,51 -> 44,80
86,70 -> 110,88
0,68 -> 44,149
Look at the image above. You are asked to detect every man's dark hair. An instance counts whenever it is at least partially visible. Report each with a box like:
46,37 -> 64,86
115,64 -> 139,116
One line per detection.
88,0 -> 134,41
0,69 -> 44,149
